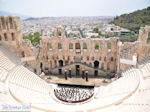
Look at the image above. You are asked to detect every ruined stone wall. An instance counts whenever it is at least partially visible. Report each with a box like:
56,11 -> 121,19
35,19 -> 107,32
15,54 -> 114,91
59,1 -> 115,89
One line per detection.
119,26 -> 150,73
0,16 -> 38,71
0,16 -> 22,49
38,35 -> 119,76
1,16 -> 150,77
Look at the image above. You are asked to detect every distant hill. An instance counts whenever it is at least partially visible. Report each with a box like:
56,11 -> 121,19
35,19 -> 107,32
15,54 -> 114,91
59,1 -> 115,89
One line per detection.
111,6 -> 150,33
0,11 -> 31,20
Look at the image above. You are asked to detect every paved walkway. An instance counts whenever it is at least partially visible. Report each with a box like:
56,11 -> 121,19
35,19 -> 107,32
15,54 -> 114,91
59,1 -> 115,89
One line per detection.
43,75 -> 111,86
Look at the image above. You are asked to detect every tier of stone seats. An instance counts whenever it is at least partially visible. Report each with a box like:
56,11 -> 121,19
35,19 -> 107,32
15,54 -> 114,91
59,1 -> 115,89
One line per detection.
140,61 -> 150,78
95,69 -> 140,99
0,67 -> 8,82
0,52 -> 16,71
8,65 -> 51,94
0,44 -> 21,65
121,77 -> 150,106
0,44 -> 149,112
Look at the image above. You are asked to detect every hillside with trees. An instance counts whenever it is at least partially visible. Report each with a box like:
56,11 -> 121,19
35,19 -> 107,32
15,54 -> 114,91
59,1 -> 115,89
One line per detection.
111,6 -> 150,33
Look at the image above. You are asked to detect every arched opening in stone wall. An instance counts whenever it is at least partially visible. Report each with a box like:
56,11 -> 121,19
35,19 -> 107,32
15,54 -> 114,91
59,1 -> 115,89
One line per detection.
48,43 -> 52,49
1,17 -> 5,29
21,51 -> 25,57
40,63 -> 43,69
4,33 -> 8,41
59,60 -> 63,67
147,32 -> 150,44
69,43 -> 73,49
94,61 -> 99,68
107,42 -> 111,51
11,33 -> 15,41
75,43 -> 81,49
83,43 -> 87,49
9,17 -> 13,29
58,31 -> 62,36
94,43 -> 99,50
0,35 -> 1,41
58,43 -> 62,49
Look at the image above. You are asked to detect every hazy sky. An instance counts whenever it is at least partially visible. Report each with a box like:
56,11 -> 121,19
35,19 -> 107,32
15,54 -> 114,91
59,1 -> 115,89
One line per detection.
0,0 -> 150,17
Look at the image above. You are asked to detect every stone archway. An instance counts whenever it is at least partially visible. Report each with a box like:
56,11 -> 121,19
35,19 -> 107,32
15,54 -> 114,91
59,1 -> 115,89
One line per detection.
58,60 -> 63,67
21,51 -> 25,57
94,60 -> 99,68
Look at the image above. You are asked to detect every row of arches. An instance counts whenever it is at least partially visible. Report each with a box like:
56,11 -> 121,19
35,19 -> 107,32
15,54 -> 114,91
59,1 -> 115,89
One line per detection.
48,42 -> 111,50
48,55 -> 114,63
0,17 -> 14,30
0,33 -> 15,41
58,60 -> 102,69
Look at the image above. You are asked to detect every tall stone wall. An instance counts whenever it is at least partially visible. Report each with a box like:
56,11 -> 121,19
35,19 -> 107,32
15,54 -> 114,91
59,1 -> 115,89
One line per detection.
0,16 -> 22,49
1,16 -> 150,77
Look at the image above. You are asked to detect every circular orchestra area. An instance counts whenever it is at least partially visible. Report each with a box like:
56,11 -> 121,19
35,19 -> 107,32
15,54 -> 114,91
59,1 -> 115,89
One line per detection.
54,84 -> 94,103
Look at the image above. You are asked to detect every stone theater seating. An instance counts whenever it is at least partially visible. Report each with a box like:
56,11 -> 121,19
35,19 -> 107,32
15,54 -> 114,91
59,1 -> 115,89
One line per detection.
0,45 -> 150,112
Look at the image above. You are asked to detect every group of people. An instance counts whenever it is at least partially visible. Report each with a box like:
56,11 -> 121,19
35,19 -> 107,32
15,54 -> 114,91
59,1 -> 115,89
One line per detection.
54,85 -> 94,103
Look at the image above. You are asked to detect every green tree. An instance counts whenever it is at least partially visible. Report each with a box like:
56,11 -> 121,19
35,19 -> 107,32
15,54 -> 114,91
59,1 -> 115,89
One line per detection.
95,43 -> 99,50
93,27 -> 99,33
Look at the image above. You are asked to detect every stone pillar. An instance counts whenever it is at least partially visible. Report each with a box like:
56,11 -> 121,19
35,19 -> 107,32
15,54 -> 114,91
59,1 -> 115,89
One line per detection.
69,68 -> 72,78
82,69 -> 85,79
65,70 -> 67,80
85,71 -> 88,82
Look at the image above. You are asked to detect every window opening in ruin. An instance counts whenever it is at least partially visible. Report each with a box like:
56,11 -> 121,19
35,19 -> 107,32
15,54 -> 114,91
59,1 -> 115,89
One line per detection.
4,33 -> 8,41
75,43 -> 81,49
9,17 -> 13,29
83,43 -> 87,49
107,42 -> 111,50
58,43 -> 62,49
69,43 -> 73,49
1,17 -> 5,29
147,32 -> 150,44
11,33 -> 15,41
95,43 -> 99,50
40,63 -> 43,69
58,31 -> 62,36
0,35 -> 1,41
48,43 -> 52,49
